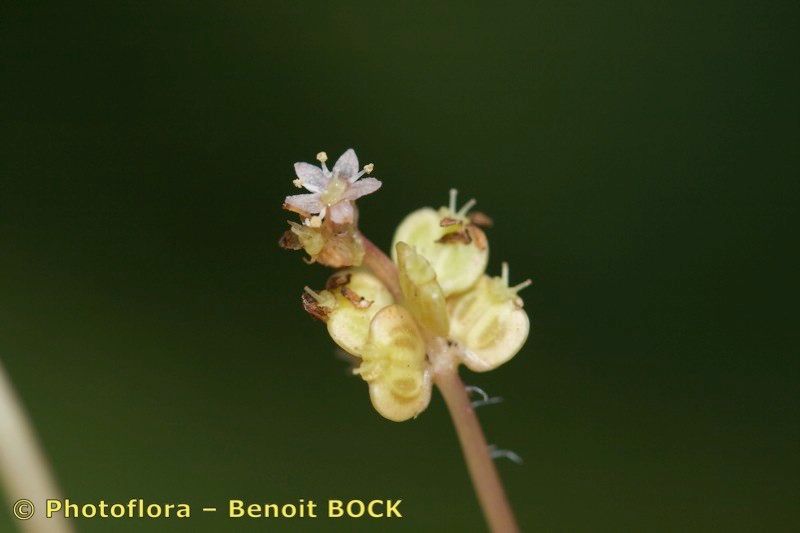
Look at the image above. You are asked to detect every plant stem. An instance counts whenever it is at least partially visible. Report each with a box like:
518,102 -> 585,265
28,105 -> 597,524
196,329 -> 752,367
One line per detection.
429,340 -> 519,533
360,235 -> 518,532
0,359 -> 71,533
358,232 -> 401,299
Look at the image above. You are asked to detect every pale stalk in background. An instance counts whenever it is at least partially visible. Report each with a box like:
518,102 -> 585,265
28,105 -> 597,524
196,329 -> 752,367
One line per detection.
0,359 -> 71,533
360,234 -> 519,532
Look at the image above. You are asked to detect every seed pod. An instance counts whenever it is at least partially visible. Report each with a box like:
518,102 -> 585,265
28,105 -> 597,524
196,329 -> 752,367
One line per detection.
325,270 -> 394,356
395,242 -> 449,337
356,304 -> 431,421
391,191 -> 488,296
447,266 -> 531,372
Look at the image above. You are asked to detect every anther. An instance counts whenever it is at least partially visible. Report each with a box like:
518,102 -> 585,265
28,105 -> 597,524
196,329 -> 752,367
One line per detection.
316,151 -> 328,163
363,163 -> 374,174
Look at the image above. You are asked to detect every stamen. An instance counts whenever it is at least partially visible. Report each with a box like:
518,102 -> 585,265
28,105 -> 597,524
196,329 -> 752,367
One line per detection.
449,188 -> 458,213
292,178 -> 303,188
501,262 -> 510,285
316,151 -> 329,173
457,198 -> 477,217
303,286 -> 322,301
511,279 -> 533,292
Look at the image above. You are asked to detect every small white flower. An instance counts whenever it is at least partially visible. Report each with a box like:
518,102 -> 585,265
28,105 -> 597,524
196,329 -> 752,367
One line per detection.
284,149 -> 381,225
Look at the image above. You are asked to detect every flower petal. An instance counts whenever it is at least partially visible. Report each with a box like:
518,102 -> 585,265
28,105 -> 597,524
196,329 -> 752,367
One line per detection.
343,177 -> 382,201
328,201 -> 355,224
293,162 -> 328,192
284,193 -> 323,216
332,148 -> 359,181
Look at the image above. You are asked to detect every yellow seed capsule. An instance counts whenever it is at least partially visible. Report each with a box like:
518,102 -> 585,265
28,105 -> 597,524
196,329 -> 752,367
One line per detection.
395,241 -> 449,337
447,263 -> 531,372
356,304 -> 431,421
391,189 -> 488,297
324,270 -> 394,356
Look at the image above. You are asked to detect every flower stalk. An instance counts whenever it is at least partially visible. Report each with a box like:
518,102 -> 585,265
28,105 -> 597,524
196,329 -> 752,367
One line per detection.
358,233 -> 401,299
436,368 -> 519,532
280,149 -> 530,531
363,240 -> 519,532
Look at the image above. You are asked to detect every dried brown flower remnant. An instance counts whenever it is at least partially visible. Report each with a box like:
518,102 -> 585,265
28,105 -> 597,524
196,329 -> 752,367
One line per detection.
466,225 -> 488,251
282,201 -> 312,220
325,272 -> 352,290
341,286 -> 373,309
468,211 -> 494,228
436,230 -> 472,245
302,291 -> 331,322
279,229 -> 303,250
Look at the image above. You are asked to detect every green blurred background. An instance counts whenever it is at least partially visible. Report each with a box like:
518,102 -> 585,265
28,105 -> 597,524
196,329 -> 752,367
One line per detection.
1,1 -> 798,531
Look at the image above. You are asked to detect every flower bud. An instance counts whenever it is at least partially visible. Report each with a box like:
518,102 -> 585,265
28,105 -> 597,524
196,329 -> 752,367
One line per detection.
395,242 -> 449,337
